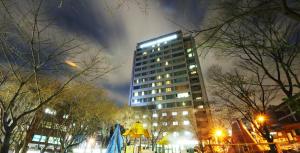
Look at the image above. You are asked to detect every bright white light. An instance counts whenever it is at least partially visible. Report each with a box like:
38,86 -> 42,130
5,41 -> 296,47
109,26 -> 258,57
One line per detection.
182,111 -> 188,116
173,132 -> 179,137
143,123 -> 147,127
173,121 -> 178,125
177,92 -> 189,98
143,115 -> 147,118
153,113 -> 158,118
157,104 -> 162,109
44,108 -> 56,115
183,120 -> 190,125
184,131 -> 192,136
189,65 -> 197,69
162,112 -> 167,116
153,123 -> 158,127
139,34 -> 178,48
172,112 -> 177,116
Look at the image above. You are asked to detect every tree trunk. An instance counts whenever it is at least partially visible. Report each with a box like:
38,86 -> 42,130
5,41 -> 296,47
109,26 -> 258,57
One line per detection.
1,130 -> 12,153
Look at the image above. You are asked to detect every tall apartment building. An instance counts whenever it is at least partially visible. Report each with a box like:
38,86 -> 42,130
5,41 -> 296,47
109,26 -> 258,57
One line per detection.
129,31 -> 211,142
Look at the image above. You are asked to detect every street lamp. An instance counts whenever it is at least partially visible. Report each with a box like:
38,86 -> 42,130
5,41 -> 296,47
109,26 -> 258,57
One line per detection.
213,128 -> 225,144
256,114 -> 267,124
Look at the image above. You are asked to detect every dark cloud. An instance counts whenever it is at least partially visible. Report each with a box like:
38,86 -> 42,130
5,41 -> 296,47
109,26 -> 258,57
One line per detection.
40,0 -> 210,104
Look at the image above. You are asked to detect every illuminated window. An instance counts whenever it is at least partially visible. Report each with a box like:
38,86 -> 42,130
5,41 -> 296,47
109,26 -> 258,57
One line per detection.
134,92 -> 138,97
162,112 -> 167,116
32,135 -> 47,142
63,114 -> 69,119
157,96 -> 163,101
191,71 -> 197,74
198,105 -> 204,109
152,90 -> 156,94
189,65 -> 196,69
165,80 -> 171,85
166,87 -> 172,92
154,132 -> 158,136
158,47 -> 160,51
158,88 -> 162,93
143,123 -> 147,127
142,79 -> 145,82
143,115 -> 148,118
44,108 -> 56,115
162,122 -> 168,126
183,120 -> 190,125
177,92 -> 189,98
152,83 -> 155,87
165,74 -> 170,78
153,122 -> 158,127
182,102 -> 186,106
141,91 -> 144,96
157,75 -> 161,79
182,111 -> 188,115
173,121 -> 178,126
188,53 -> 194,57
165,61 -> 169,66
172,112 -> 177,116
153,113 -> 158,118
152,97 -> 155,101
157,104 -> 162,109
156,58 -> 160,62
135,79 -> 139,83
187,48 -> 192,52
196,97 -> 202,100
156,82 -> 162,86
143,51 -> 147,55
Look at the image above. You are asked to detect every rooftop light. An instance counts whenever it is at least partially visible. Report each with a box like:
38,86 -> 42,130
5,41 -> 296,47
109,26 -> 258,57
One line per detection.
139,34 -> 177,48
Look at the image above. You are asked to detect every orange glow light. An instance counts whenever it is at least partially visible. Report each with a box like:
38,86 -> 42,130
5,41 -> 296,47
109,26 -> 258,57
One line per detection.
256,114 -> 266,123
65,60 -> 78,68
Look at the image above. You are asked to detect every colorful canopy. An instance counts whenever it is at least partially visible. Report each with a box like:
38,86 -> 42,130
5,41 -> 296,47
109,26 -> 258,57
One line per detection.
123,121 -> 150,138
106,124 -> 123,153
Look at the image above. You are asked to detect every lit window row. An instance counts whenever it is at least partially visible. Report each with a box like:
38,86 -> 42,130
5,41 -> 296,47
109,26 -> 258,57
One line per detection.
134,70 -> 187,84
133,84 -> 189,97
134,50 -> 185,67
44,108 -> 56,115
132,92 -> 190,103
135,56 -> 186,72
151,120 -> 190,127
133,87 -> 174,97
133,77 -> 188,90
144,111 -> 189,118
134,63 -> 187,77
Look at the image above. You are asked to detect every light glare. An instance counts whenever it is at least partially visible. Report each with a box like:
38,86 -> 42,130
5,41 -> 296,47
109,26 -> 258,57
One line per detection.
139,34 -> 177,48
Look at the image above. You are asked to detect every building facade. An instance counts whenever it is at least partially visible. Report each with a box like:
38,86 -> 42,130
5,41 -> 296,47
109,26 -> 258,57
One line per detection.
129,31 -> 211,143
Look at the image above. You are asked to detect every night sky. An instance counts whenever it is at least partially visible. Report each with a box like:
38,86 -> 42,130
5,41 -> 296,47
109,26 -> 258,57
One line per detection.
42,0 -> 218,105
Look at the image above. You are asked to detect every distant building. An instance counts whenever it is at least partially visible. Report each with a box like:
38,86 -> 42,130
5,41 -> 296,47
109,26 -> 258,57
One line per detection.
129,31 -> 212,142
269,102 -> 300,143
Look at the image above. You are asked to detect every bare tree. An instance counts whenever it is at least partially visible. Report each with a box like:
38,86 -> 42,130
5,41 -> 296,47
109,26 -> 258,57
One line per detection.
208,65 -> 279,152
192,0 -> 300,47
32,83 -> 119,153
0,1 -> 112,153
209,12 -> 300,99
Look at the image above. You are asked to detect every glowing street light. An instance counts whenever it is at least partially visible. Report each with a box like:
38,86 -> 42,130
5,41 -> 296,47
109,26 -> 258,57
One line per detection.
256,114 -> 266,124
214,129 -> 224,138
65,60 -> 78,68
